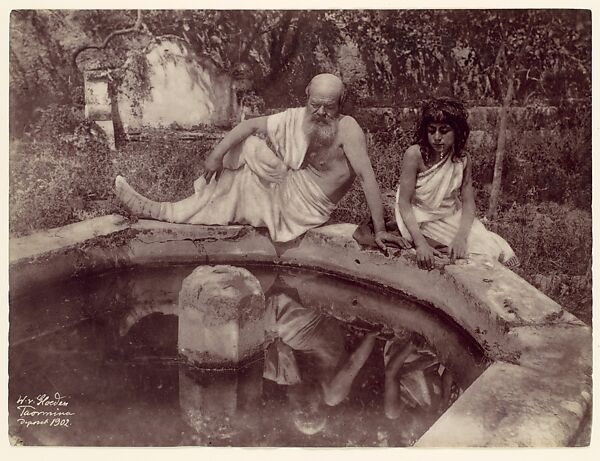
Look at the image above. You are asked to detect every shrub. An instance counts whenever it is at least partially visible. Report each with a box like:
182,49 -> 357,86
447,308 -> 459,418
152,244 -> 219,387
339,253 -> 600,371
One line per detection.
468,102 -> 592,212
24,103 -> 84,141
9,119 -> 113,236
107,134 -> 215,203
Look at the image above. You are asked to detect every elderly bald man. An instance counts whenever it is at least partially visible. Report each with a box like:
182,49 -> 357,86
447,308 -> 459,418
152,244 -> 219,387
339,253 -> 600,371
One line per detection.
116,73 -> 407,251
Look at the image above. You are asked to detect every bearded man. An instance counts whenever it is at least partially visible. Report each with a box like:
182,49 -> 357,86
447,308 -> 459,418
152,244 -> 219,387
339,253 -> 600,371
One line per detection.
115,73 -> 405,251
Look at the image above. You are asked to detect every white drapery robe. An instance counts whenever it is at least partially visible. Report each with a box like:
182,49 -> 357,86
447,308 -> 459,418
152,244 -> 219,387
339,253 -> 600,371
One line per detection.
157,108 -> 335,242
394,155 -> 516,264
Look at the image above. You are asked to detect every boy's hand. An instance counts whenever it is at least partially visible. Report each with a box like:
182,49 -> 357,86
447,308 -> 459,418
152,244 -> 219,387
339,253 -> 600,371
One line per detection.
448,235 -> 468,261
415,241 -> 444,270
375,231 -> 411,256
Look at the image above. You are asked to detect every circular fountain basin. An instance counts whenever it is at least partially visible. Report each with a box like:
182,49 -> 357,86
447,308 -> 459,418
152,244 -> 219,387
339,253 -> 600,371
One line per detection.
9,215 -> 592,446
9,262 -> 487,446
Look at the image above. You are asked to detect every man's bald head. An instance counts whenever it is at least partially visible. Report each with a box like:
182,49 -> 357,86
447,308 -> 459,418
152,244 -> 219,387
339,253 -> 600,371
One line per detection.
305,73 -> 346,107
303,74 -> 345,147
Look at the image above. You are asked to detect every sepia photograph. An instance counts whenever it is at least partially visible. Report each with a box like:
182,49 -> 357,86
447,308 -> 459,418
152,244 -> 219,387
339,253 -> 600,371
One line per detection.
6,3 -> 594,450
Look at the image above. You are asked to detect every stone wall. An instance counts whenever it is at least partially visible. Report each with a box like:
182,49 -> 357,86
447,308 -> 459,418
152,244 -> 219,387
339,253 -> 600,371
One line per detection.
261,104 -> 570,151
115,37 -> 240,132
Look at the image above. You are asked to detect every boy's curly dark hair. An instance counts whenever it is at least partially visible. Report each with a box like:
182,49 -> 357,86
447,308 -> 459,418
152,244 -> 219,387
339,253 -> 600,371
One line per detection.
414,97 -> 470,163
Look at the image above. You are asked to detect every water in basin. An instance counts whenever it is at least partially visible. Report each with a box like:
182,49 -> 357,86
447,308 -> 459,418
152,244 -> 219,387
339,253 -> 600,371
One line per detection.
9,264 -> 488,446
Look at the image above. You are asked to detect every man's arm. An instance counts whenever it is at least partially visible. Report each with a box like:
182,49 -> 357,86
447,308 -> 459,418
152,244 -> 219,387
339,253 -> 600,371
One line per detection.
340,117 -> 386,233
341,117 -> 409,253
203,116 -> 269,181
321,331 -> 377,406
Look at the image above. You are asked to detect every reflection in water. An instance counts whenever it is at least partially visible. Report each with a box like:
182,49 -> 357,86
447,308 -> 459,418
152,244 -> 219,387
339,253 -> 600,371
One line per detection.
9,265 -> 485,446
383,338 -> 460,445
179,363 -> 264,446
262,277 -> 378,438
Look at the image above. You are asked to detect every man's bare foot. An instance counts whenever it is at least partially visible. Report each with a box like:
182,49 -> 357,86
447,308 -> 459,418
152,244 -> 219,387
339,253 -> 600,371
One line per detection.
115,176 -> 162,219
503,255 -> 520,269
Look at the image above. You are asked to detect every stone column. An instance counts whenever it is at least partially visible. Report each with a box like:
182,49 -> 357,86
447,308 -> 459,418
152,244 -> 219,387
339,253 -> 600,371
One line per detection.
83,69 -> 116,150
178,265 -> 266,368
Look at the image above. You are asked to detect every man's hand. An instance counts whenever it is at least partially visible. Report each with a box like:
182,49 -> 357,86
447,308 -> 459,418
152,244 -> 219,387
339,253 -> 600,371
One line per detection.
415,241 -> 444,270
448,234 -> 468,261
200,116 -> 269,183
375,231 -> 411,256
202,153 -> 223,182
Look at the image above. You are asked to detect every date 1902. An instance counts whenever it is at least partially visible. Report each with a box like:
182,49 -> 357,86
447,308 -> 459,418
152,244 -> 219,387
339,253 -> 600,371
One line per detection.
50,418 -> 71,427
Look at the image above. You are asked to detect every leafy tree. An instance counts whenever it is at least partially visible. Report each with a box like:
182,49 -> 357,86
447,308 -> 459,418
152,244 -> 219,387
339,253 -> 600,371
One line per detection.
342,9 -> 591,216
10,9 -> 349,134
456,10 -> 591,217
70,10 -> 345,106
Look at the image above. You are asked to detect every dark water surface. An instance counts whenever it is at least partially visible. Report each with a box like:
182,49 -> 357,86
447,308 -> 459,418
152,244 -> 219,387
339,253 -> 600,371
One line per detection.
9,264 -> 488,446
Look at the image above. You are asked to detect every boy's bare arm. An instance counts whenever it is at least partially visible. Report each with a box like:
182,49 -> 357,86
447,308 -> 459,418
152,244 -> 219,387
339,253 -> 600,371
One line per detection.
397,146 -> 445,269
456,153 -> 476,237
449,154 -> 475,260
396,146 -> 428,247
384,342 -> 415,419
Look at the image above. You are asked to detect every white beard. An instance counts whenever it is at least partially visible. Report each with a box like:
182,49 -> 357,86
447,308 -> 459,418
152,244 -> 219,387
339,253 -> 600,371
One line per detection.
304,116 -> 338,148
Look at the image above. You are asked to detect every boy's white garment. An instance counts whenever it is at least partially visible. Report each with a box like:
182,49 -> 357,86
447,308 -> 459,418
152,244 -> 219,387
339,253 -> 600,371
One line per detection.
395,154 -> 516,263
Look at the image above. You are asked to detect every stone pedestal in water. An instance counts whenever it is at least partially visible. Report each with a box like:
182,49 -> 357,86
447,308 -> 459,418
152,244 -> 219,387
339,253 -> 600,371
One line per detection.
178,265 -> 265,368
179,364 -> 263,443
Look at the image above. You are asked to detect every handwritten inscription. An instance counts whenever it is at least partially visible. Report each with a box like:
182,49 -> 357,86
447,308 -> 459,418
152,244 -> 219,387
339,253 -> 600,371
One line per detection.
16,393 -> 75,428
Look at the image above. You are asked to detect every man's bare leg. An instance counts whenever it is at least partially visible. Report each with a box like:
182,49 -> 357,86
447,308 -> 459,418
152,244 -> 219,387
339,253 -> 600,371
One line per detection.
115,175 -> 163,220
115,176 -> 208,222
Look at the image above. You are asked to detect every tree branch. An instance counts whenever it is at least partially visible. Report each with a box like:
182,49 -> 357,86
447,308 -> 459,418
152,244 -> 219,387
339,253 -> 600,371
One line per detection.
71,10 -> 147,70
237,14 -> 287,65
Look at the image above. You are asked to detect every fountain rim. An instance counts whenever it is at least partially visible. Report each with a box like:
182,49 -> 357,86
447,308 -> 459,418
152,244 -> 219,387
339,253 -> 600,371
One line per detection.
8,214 -> 592,447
